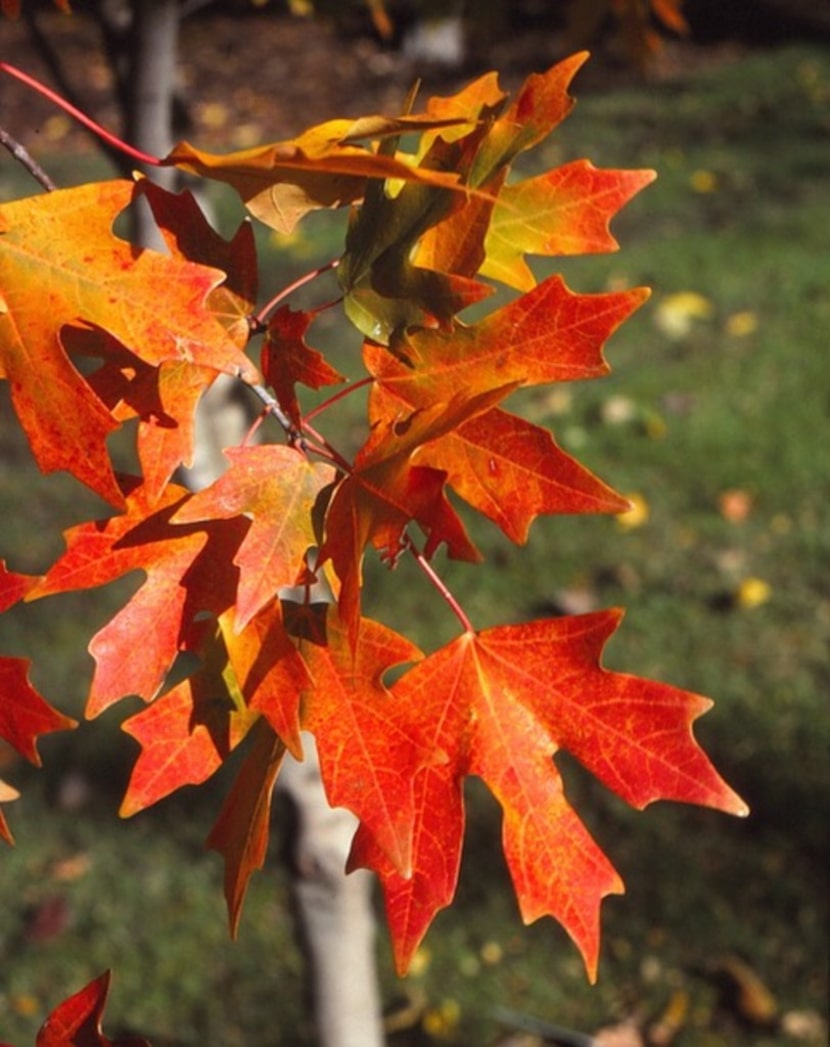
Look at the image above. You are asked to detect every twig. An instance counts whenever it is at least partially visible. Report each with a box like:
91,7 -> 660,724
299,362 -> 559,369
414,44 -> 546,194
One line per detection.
302,376 -> 374,427
0,62 -> 161,169
491,1006 -> 600,1047
404,535 -> 474,635
253,258 -> 340,329
242,377 -> 303,446
0,127 -> 55,190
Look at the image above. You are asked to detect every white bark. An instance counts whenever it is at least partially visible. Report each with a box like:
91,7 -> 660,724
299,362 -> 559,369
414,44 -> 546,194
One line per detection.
279,740 -> 384,1047
125,0 -> 180,249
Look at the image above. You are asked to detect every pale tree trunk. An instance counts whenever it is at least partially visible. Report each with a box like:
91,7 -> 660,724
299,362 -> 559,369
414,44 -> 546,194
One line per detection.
115,6 -> 385,1043
124,0 -> 179,249
279,741 -> 384,1047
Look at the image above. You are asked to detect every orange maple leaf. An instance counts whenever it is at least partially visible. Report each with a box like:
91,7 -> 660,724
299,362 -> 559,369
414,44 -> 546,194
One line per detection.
172,444 -> 336,632
294,605 -> 427,876
412,404 -> 631,543
165,112 -> 475,234
0,181 -> 257,505
29,479 -> 248,716
366,275 -> 648,409
481,160 -> 656,291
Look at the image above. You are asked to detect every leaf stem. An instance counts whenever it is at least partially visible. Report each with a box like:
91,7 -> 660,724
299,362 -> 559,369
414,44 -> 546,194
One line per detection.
0,127 -> 56,190
404,535 -> 475,635
303,376 -> 374,426
300,419 -> 353,472
0,62 -> 162,169
254,258 -> 340,328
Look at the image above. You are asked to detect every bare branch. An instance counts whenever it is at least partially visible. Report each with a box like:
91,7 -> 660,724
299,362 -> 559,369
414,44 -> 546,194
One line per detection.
0,127 -> 56,190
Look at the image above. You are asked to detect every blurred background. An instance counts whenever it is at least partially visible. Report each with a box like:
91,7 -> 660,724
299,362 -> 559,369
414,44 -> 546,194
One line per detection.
0,2 -> 828,1044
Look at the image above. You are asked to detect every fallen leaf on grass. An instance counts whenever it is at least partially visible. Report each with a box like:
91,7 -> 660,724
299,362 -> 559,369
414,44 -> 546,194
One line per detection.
653,292 -> 713,339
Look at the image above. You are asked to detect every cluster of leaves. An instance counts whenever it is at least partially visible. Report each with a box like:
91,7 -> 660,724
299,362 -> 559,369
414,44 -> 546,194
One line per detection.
1,34 -> 745,1036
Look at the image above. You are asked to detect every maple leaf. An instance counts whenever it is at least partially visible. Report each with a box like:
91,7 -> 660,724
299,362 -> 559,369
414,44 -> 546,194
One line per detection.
1,561 -> 77,764
120,601 -> 309,819
291,604 -> 427,875
172,444 -> 337,632
206,717 -> 287,935
481,161 -> 656,291
479,53 -> 591,175
365,274 -> 649,412
0,656 -> 76,766
352,610 -> 746,979
260,305 -> 344,432
222,601 -> 311,758
0,180 -> 257,504
358,275 -> 645,544
0,557 -> 37,614
135,178 -> 259,347
413,56 -> 638,293
410,404 -> 631,543
119,625 -> 258,816
82,335 -> 219,505
0,562 -> 74,845
29,479 -> 248,716
35,970 -> 150,1047
165,112 -> 475,234
337,119 -> 495,341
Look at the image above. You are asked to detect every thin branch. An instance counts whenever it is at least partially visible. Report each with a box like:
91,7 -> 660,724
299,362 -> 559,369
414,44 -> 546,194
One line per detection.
0,62 -> 161,169
303,376 -> 375,426
0,127 -> 55,190
404,535 -> 475,635
299,418 -> 353,472
253,258 -> 340,328
242,378 -> 302,444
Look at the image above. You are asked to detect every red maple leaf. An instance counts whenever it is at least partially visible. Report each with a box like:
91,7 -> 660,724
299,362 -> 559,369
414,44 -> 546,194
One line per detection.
352,611 -> 747,978
261,305 -> 344,430
35,970 -> 149,1047
206,717 -> 287,935
172,444 -> 336,632
319,392 -> 502,637
292,604 -> 427,875
30,479 -> 248,715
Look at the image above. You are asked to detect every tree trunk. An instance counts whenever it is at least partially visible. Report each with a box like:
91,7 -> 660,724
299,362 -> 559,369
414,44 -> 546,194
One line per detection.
279,739 -> 385,1047
125,0 -> 179,248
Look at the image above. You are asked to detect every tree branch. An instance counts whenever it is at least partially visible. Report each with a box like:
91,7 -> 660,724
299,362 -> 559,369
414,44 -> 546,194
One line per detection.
0,127 -> 56,190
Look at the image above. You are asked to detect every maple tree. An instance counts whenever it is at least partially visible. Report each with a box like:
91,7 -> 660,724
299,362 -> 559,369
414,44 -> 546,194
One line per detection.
0,24 -> 747,1039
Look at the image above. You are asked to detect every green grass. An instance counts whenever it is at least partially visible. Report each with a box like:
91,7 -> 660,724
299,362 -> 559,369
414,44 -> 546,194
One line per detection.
1,42 -> 828,1046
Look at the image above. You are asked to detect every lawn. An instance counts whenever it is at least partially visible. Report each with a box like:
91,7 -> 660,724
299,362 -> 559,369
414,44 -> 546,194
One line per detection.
0,37 -> 828,1047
